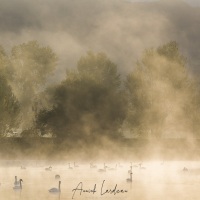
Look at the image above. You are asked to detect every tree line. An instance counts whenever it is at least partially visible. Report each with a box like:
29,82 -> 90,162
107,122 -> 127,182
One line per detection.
0,41 -> 200,143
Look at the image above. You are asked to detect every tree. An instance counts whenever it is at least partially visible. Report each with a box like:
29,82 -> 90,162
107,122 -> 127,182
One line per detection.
36,52 -> 127,143
0,46 -> 19,135
10,41 -> 58,130
124,41 -> 197,139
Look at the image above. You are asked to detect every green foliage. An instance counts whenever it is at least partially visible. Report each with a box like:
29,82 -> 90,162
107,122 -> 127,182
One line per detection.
36,52 -> 127,142
11,41 -> 57,87
0,75 -> 20,135
0,45 -> 12,78
124,41 -> 195,138
0,46 -> 19,135
10,41 -> 58,129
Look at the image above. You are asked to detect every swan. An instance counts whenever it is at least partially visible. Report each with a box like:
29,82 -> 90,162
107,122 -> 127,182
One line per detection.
21,166 -> 26,170
126,172 -> 133,182
14,176 -> 20,186
45,166 -> 52,171
183,167 -> 188,172
139,163 -> 146,170
98,163 -> 106,172
90,163 -> 97,168
68,163 -> 73,169
49,181 -> 61,193
55,175 -> 60,179
128,166 -> 133,174
108,164 -> 117,171
13,179 -> 23,190
74,162 -> 79,168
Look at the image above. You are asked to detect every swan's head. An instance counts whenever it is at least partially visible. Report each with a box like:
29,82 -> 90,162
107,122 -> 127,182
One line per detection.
20,179 -> 23,182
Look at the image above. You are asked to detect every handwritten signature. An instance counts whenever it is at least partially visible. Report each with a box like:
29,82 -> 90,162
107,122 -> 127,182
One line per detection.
72,180 -> 128,199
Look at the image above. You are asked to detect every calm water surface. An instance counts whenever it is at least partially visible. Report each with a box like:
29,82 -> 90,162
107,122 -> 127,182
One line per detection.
0,161 -> 200,200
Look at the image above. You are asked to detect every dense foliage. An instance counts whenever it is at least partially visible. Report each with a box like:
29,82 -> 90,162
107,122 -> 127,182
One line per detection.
0,41 -> 200,141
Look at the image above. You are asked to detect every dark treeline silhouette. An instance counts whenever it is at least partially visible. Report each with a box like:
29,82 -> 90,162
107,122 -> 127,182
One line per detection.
1,40 -> 200,148
35,51 -> 127,144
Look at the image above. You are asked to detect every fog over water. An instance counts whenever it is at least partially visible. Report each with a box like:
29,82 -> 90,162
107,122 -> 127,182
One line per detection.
1,0 -> 200,199
1,161 -> 200,200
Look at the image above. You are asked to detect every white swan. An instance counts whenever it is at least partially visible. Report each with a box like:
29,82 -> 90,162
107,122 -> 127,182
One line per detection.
68,163 -> 73,169
90,163 -> 97,168
128,166 -> 133,174
45,166 -> 52,171
74,162 -> 79,168
21,166 -> 26,170
13,179 -> 23,190
126,172 -> 133,182
139,163 -> 146,170
14,176 -> 20,186
108,164 -> 117,171
98,163 -> 106,172
55,175 -> 60,179
183,167 -> 188,172
49,181 -> 61,193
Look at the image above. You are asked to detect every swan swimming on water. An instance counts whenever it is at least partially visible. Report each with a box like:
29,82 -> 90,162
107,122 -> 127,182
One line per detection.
45,166 -> 52,171
14,176 -> 20,186
183,167 -> 188,172
90,163 -> 97,168
98,163 -> 106,172
68,163 -> 73,169
128,166 -> 133,174
49,181 -> 61,193
55,175 -> 60,179
108,164 -> 117,171
13,179 -> 23,190
74,162 -> 79,168
21,166 -> 26,170
126,172 -> 133,182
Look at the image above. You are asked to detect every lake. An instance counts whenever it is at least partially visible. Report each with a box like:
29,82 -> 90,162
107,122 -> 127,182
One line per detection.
0,160 -> 200,200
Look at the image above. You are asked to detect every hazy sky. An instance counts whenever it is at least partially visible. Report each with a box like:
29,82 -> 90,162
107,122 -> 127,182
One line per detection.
0,0 -> 200,82
127,0 -> 200,6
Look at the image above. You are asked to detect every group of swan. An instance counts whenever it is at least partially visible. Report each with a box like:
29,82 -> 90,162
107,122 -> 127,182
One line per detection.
12,176 -> 61,193
98,163 -> 119,172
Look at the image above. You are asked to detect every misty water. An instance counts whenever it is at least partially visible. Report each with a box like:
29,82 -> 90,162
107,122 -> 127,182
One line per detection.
0,160 -> 200,200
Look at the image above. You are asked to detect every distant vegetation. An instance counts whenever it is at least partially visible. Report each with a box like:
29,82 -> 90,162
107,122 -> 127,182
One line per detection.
0,40 -> 200,144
